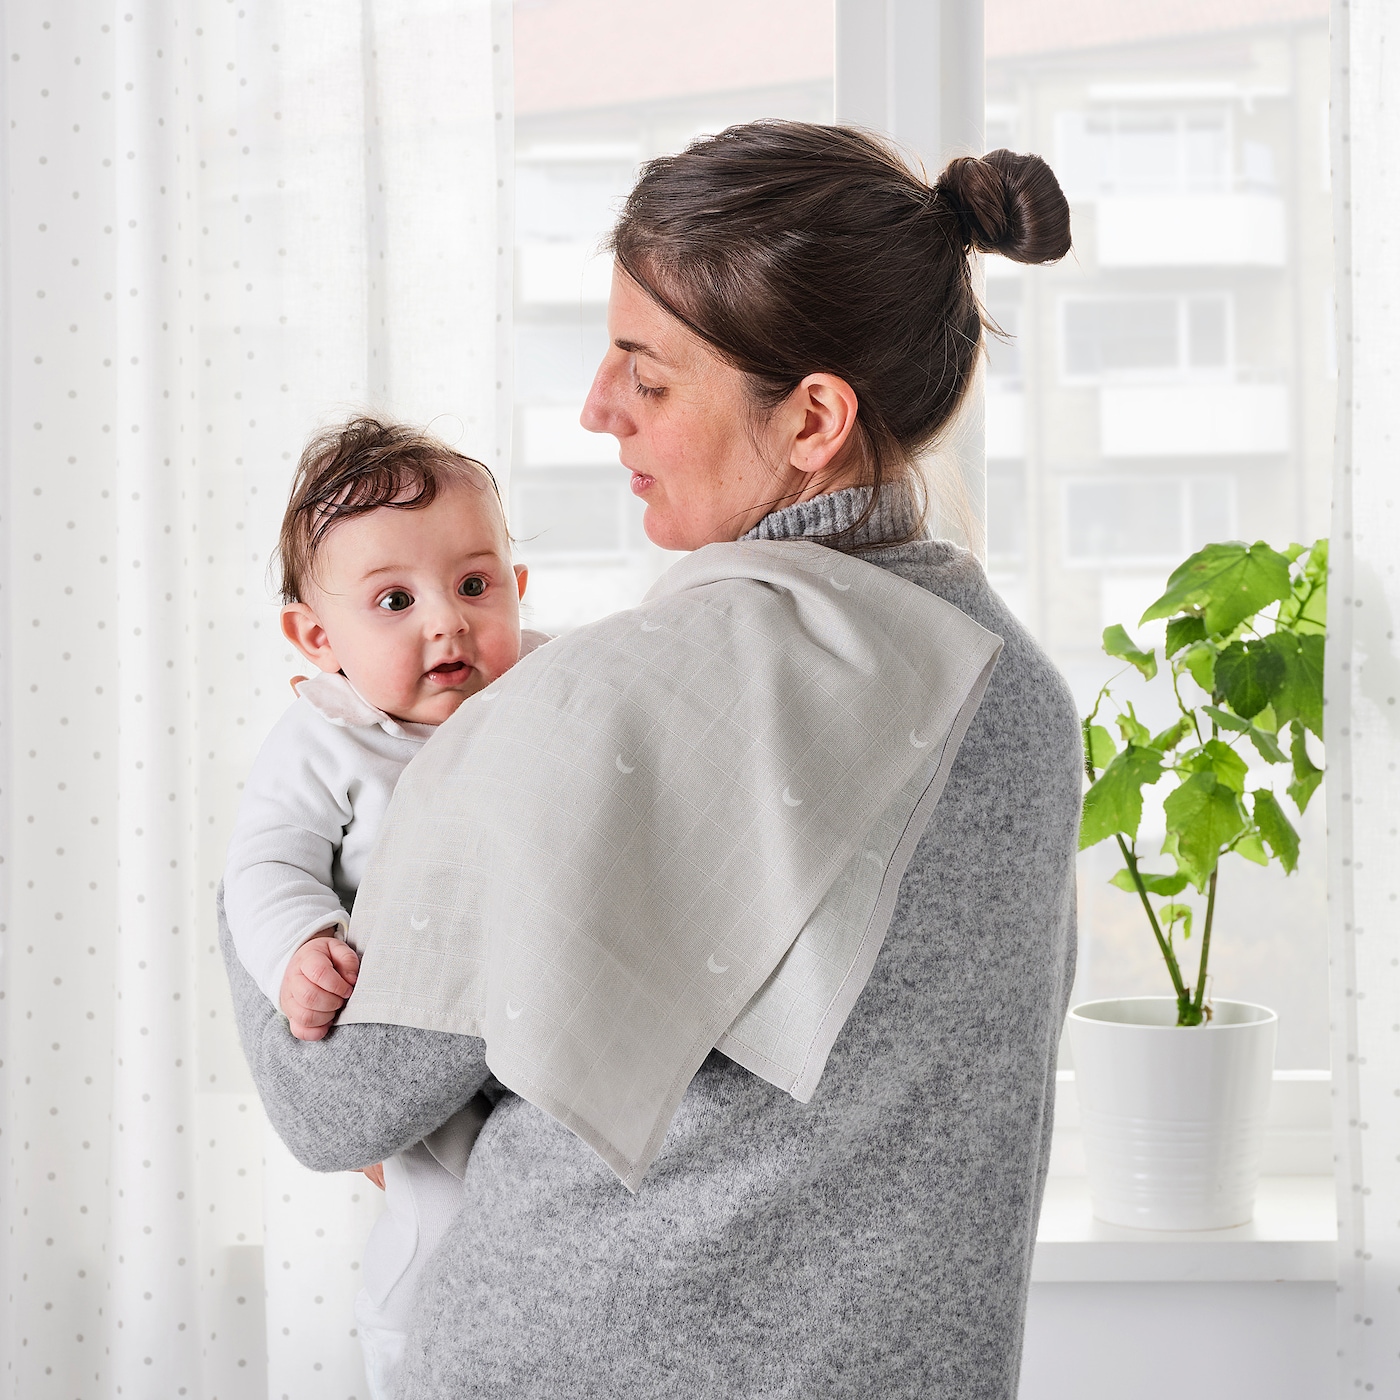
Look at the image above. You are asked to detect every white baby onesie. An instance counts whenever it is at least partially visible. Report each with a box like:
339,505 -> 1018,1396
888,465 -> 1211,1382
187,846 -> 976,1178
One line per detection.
224,670 -> 434,999
223,646 -> 544,1400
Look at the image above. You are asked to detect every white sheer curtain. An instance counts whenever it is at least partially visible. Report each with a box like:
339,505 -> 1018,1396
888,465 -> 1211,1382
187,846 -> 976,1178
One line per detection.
1328,0 -> 1400,1391
0,3 -> 511,1397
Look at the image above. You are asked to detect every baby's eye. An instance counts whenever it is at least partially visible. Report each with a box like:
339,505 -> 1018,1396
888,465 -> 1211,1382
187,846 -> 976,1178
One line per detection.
377,589 -> 413,612
459,575 -> 486,598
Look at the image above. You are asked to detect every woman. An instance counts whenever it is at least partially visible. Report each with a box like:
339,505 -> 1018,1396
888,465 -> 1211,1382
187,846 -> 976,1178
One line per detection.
225,122 -> 1080,1397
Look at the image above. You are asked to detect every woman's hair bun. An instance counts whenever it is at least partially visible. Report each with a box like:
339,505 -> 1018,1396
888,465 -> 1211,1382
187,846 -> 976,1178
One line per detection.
934,149 -> 1071,265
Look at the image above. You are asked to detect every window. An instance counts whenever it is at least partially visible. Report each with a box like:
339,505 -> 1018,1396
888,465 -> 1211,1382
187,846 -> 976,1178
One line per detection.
1060,295 -> 1231,381
1056,107 -> 1237,197
512,0 -> 834,637
1062,473 -> 1237,566
989,6 -> 1332,1069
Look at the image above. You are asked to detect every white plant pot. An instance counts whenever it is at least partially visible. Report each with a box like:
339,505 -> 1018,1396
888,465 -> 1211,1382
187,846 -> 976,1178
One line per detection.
1067,997 -> 1277,1231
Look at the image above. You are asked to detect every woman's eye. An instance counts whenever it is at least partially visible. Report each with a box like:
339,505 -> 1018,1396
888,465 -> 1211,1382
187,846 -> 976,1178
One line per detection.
377,590 -> 413,612
633,378 -> 664,399
459,575 -> 486,598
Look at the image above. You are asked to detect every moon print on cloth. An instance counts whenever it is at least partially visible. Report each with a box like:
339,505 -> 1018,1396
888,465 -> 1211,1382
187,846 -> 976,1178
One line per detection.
782,787 -> 803,807
909,731 -> 930,749
639,619 -> 663,632
616,754 -> 636,774
505,999 -> 523,1020
829,576 -> 852,592
410,913 -> 430,931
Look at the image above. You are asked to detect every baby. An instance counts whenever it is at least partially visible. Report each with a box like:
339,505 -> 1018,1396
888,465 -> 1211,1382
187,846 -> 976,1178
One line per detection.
223,416 -> 542,1399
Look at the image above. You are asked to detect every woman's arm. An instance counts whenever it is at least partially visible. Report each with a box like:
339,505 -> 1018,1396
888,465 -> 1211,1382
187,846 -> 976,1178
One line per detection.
219,894 -> 490,1170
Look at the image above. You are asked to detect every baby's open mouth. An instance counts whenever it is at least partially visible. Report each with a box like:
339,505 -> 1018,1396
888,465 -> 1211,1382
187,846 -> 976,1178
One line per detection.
425,660 -> 469,682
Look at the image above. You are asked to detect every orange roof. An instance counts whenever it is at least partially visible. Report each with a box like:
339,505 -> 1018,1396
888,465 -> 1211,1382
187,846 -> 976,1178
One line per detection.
987,0 -> 1328,59
515,0 -> 833,116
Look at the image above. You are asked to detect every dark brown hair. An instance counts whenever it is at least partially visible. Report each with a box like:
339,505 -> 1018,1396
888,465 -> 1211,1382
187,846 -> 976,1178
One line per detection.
276,417 -> 502,603
609,121 -> 1071,545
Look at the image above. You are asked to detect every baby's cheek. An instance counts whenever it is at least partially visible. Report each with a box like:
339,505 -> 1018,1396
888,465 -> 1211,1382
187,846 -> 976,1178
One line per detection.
481,621 -> 526,680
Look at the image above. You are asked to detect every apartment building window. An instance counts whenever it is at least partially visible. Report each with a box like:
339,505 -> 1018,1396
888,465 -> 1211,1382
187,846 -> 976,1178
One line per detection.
1056,107 -> 1235,197
1062,473 -> 1238,567
1061,295 -> 1231,381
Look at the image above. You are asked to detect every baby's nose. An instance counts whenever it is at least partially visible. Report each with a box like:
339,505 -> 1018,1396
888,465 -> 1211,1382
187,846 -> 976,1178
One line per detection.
427,598 -> 470,636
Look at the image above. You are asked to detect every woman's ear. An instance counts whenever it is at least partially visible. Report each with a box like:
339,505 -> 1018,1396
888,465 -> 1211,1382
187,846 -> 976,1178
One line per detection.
788,372 -> 860,478
514,563 -> 529,600
280,603 -> 340,673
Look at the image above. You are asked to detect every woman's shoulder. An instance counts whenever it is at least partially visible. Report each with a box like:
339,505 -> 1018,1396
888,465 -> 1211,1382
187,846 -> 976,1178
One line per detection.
860,538 -> 1081,759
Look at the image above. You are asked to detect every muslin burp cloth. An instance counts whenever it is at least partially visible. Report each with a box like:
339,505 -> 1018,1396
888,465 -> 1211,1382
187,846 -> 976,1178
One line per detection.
341,538 -> 1002,1189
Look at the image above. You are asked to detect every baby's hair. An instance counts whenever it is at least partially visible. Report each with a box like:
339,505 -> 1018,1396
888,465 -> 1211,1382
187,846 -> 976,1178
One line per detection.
276,416 -> 504,603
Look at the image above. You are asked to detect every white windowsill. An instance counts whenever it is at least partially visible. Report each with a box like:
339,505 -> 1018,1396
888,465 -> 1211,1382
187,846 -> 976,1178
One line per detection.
1032,1175 -> 1337,1283
1033,1070 -> 1337,1284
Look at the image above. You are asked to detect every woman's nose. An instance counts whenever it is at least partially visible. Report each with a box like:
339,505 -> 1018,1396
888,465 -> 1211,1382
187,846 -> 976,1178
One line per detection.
580,360 -> 631,439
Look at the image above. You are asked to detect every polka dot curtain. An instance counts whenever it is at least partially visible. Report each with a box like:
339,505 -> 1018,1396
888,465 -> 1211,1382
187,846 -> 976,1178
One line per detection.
0,3 -> 512,1398
1328,0 -> 1400,1390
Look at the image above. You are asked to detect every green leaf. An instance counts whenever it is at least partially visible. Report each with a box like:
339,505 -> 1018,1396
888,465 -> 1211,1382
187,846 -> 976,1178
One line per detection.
1201,704 -> 1249,733
1215,639 -> 1287,719
1183,737 -> 1249,794
1102,624 -> 1158,680
1157,902 -> 1194,940
1165,615 -> 1207,657
1115,706 -> 1151,748
1180,642 -> 1217,695
1163,771 -> 1248,888
1141,541 -> 1294,637
1245,726 -> 1285,765
1253,790 -> 1300,874
1287,726 -> 1324,813
1111,867 -> 1192,896
1278,538 -> 1329,636
1266,632 -> 1325,739
1080,745 -> 1165,850
1202,705 -> 1286,764
1150,715 -> 1195,752
1233,828 -> 1269,865
1085,724 -> 1118,772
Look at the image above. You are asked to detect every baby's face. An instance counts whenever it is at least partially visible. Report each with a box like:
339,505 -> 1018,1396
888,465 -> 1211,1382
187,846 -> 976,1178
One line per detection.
282,482 -> 527,725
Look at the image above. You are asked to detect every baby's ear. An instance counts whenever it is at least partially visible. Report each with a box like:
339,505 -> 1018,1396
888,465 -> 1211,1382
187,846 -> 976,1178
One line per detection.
280,603 -> 339,672
514,563 -> 528,601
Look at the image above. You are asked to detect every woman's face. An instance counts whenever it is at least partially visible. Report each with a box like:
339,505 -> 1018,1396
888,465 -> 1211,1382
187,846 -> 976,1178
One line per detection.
580,268 -> 859,552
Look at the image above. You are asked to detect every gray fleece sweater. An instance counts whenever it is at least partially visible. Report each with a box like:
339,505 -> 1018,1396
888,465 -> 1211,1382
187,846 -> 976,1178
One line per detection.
222,486 -> 1080,1399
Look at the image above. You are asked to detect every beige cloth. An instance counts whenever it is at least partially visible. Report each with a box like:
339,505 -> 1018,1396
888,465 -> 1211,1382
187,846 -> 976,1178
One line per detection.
341,538 -> 1002,1189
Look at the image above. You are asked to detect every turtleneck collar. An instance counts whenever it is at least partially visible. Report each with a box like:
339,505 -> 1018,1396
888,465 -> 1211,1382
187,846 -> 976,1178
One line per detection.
741,483 -> 925,551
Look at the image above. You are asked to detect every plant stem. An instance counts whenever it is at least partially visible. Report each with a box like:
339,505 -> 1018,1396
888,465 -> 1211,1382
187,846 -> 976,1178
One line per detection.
1115,834 -> 1190,1018
1190,866 -> 1219,1024
1170,664 -> 1204,746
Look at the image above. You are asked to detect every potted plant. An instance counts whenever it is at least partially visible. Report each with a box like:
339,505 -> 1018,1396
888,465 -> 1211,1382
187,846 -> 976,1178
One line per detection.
1070,538 -> 1326,1229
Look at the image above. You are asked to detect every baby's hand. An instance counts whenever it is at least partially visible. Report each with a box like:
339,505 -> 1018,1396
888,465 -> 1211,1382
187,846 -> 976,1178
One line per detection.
279,933 -> 360,1041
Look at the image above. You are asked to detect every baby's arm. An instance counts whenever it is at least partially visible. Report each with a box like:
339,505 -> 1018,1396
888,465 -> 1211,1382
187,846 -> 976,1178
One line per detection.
224,705 -> 361,1009
280,932 -> 361,1041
